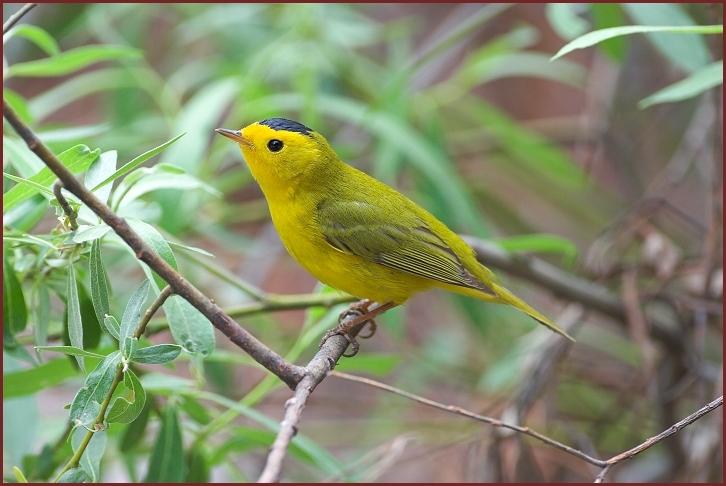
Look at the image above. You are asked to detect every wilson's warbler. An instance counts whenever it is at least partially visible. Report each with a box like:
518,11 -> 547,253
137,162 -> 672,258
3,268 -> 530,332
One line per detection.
216,118 -> 573,346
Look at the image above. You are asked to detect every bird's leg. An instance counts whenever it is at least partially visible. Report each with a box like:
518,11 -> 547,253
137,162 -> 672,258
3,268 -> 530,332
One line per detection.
338,299 -> 376,339
319,300 -> 396,357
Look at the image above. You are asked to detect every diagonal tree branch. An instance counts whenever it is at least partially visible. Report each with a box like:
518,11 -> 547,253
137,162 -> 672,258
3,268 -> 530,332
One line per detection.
3,102 -> 305,389
257,312 -> 373,482
3,3 -> 36,34
331,371 -> 723,482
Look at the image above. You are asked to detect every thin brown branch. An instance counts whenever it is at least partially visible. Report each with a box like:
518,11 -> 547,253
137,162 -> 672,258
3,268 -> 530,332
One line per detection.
330,370 -> 607,467
3,102 -> 305,389
604,395 -> 723,465
330,371 -> 723,482
53,182 -> 79,230
257,304 -> 375,482
2,3 -> 35,34
593,465 -> 611,483
136,286 -> 172,338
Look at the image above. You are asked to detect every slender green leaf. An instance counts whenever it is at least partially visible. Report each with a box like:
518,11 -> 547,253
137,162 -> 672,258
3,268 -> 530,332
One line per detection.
640,61 -> 723,108
496,233 -> 578,261
119,281 -> 150,356
84,150 -> 117,205
3,88 -> 33,124
168,241 -> 215,258
591,3 -> 629,61
552,25 -> 723,60
89,239 -> 111,327
103,315 -> 121,341
28,67 -> 137,120
37,125 -> 110,143
3,358 -> 76,398
185,444 -> 210,483
66,265 -> 84,371
107,370 -> 146,423
71,224 -> 111,244
69,351 -> 122,428
6,45 -> 141,78
71,428 -> 107,482
145,404 -> 184,482
3,256 -> 27,334
3,234 -> 57,250
2,137 -> 43,176
3,145 -> 100,211
35,346 -> 106,359
546,3 -> 589,40
119,399 -> 151,453
462,51 -> 585,88
91,133 -> 185,192
58,467 -> 89,483
623,4 -> 713,72
34,283 -> 50,349
126,219 -> 178,288
12,466 -> 29,483
179,396 -> 212,425
131,344 -> 182,364
76,271 -> 104,350
117,173 -> 220,206
163,296 -> 215,356
5,24 -> 60,56
3,172 -> 54,197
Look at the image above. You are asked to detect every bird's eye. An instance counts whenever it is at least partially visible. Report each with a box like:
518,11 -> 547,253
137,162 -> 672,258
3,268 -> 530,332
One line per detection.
267,139 -> 284,152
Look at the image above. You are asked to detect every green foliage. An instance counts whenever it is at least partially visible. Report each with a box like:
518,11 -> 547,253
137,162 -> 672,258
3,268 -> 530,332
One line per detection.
639,61 -> 723,108
144,404 -> 185,482
6,45 -> 141,78
3,3 -> 722,483
3,144 -> 99,211
65,265 -> 85,371
162,296 -> 216,356
552,24 -> 722,61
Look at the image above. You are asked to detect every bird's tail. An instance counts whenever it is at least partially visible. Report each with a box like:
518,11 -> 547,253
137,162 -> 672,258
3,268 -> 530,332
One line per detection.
491,282 -> 575,341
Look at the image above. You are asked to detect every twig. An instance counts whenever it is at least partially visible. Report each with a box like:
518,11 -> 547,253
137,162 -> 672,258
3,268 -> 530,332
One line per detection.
54,287 -> 174,481
593,465 -> 611,483
53,182 -> 79,231
3,102 -> 305,389
2,3 -> 35,34
330,371 -> 607,467
257,306 -> 375,482
603,395 -> 723,465
330,372 -> 723,482
137,286 -> 173,337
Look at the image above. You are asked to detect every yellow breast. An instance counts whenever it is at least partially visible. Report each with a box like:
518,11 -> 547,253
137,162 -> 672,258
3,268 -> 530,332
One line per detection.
267,194 -> 431,304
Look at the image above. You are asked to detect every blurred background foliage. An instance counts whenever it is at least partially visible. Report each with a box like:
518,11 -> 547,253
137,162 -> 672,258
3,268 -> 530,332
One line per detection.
3,3 -> 723,482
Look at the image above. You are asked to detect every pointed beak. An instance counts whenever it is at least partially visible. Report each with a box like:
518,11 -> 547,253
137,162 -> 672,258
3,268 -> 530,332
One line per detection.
215,128 -> 250,146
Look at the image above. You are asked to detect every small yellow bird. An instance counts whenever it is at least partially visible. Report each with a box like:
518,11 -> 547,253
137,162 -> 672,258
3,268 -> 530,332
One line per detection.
216,118 -> 573,348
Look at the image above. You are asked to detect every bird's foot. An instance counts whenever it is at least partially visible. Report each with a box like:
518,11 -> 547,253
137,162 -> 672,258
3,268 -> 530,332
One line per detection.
338,299 -> 377,339
320,327 -> 360,357
319,300 -> 396,357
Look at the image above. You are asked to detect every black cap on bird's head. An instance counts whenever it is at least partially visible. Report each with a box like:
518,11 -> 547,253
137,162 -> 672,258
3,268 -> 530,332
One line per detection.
258,118 -> 314,136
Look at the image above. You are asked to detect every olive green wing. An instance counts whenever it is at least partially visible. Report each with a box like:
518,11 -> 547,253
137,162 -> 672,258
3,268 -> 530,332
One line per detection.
316,199 -> 494,295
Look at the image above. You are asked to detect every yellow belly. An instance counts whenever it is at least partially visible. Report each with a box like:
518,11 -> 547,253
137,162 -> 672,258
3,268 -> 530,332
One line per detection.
269,202 -> 432,304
